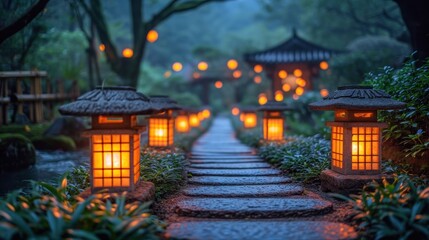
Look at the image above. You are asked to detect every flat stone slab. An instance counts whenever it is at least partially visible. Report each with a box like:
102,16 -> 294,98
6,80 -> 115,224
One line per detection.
188,168 -> 282,176
190,155 -> 260,160
189,162 -> 271,169
188,176 -> 292,185
176,197 -> 333,218
192,150 -> 254,155
183,184 -> 303,197
190,159 -> 264,164
167,220 -> 357,240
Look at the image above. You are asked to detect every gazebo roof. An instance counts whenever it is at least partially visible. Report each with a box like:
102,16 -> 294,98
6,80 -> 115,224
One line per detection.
59,86 -> 160,116
150,95 -> 181,110
309,86 -> 406,111
258,100 -> 292,112
244,30 -> 341,65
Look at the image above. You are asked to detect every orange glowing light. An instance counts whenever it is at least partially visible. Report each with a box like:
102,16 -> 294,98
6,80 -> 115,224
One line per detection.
296,78 -> 306,87
122,48 -> 133,58
254,76 -> 262,84
274,91 -> 284,102
282,83 -> 291,92
278,70 -> 287,79
198,61 -> 208,71
243,113 -> 257,128
214,81 -> 223,89
172,62 -> 183,72
99,44 -> 105,52
233,70 -> 242,78
149,118 -> 174,147
193,72 -> 201,79
189,114 -> 200,127
202,109 -> 211,119
146,30 -> 159,43
295,87 -> 304,96
164,71 -> 172,78
254,64 -> 263,73
320,61 -> 329,70
175,115 -> 189,133
263,118 -> 284,141
293,69 -> 303,77
227,59 -> 238,70
320,89 -> 329,97
231,107 -> 240,116
258,94 -> 268,105
351,127 -> 380,171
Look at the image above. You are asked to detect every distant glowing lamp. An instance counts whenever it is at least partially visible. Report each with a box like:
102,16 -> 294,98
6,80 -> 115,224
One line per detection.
258,93 -> 268,105
59,87 -> 156,193
99,44 -> 105,52
254,76 -> 262,84
172,62 -> 183,72
175,111 -> 190,133
282,83 -> 291,92
198,61 -> 208,71
214,81 -> 223,89
233,70 -> 242,79
231,107 -> 240,116
241,108 -> 258,129
148,96 -> 180,147
320,61 -> 329,70
278,70 -> 287,79
293,69 -> 302,77
193,72 -> 201,79
147,30 -> 159,43
227,59 -> 238,70
258,101 -> 291,141
274,91 -> 284,102
122,48 -> 133,58
189,111 -> 200,127
253,64 -> 263,73
320,88 -> 329,97
310,86 -> 405,175
295,87 -> 304,96
164,71 -> 172,78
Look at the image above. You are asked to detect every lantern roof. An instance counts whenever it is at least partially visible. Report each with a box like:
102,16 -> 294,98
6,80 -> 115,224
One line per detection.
150,95 -> 181,110
258,100 -> 292,111
59,86 -> 160,116
244,29 -> 341,65
309,86 -> 406,111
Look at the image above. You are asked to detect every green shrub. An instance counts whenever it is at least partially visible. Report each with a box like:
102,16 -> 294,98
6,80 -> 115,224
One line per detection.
0,133 -> 36,171
140,147 -> 186,198
65,166 -> 90,199
364,59 -> 429,158
32,135 -> 76,151
0,178 -> 166,240
259,135 -> 331,183
0,124 -> 49,139
340,175 -> 429,240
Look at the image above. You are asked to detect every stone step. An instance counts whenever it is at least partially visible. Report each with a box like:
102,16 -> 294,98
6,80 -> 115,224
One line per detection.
190,159 -> 264,164
175,197 -> 333,218
188,176 -> 292,185
167,220 -> 357,240
189,162 -> 271,169
190,155 -> 260,160
192,150 -> 254,155
183,184 -> 303,197
188,168 -> 282,176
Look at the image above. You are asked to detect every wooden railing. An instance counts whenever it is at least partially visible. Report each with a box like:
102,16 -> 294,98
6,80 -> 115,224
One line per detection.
0,71 -> 79,125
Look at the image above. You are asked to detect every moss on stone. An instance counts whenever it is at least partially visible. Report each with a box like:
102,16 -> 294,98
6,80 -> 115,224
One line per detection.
32,135 -> 76,151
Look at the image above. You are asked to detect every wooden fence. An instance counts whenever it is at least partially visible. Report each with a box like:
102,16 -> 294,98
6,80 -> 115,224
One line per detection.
0,71 -> 79,125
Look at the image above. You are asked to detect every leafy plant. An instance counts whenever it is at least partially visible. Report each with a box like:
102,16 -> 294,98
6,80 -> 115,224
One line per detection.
339,175 -> 429,240
0,177 -> 166,240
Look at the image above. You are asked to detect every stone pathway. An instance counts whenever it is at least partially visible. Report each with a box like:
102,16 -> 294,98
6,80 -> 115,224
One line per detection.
165,117 -> 356,240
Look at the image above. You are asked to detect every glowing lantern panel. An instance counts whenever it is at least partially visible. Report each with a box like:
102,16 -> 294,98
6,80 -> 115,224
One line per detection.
243,112 -> 257,128
202,109 -> 211,119
148,117 -> 174,147
175,115 -> 190,133
189,114 -> 200,127
122,48 -> 133,58
254,64 -> 263,73
198,61 -> 208,71
147,30 -> 159,43
172,62 -> 183,72
227,59 -> 238,70
263,113 -> 284,141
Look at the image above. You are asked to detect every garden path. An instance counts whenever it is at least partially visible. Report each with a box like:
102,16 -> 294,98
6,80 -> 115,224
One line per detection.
165,117 -> 356,239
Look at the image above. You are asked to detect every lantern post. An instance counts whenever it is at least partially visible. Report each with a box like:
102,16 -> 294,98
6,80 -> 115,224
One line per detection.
309,86 -> 405,193
257,101 -> 291,141
59,86 -> 159,197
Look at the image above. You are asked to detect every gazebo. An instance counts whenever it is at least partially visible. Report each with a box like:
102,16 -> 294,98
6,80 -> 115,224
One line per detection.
244,29 -> 341,98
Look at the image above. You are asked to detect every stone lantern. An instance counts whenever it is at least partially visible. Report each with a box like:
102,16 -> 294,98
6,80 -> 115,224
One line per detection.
257,101 -> 291,141
148,96 -> 181,147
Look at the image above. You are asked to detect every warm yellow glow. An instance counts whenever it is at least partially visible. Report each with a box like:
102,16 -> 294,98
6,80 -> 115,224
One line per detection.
198,112 -> 204,121
320,89 -> 329,97
292,94 -> 299,100
164,71 -> 172,78
331,126 -> 344,169
92,134 -> 139,189
274,91 -> 284,102
296,78 -> 306,87
320,61 -> 329,70
282,83 -> 291,92
99,44 -> 105,52
254,76 -> 262,84
254,64 -> 263,73
202,109 -> 211,119
258,94 -> 268,105
295,87 -> 304,96
335,111 -> 347,119
146,30 -> 159,43
99,116 -> 123,124
193,72 -> 201,79
227,59 -> 238,70
198,61 -> 208,71
351,127 -> 380,171
231,107 -> 240,116
122,48 -> 133,58
172,62 -> 183,72
354,113 -> 373,118
278,70 -> 287,79
243,113 -> 257,128
189,114 -> 200,127
149,118 -> 173,147
175,115 -> 189,133
233,70 -> 242,78
263,118 -> 283,141
293,69 -> 303,77
214,81 -> 223,89
239,113 -> 244,122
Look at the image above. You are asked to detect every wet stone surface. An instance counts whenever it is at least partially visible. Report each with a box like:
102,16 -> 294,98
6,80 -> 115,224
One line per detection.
188,168 -> 282,176
167,220 -> 357,240
190,159 -> 264,164
189,162 -> 271,169
183,184 -> 303,197
190,155 -> 261,160
188,176 -> 292,185
176,197 -> 333,218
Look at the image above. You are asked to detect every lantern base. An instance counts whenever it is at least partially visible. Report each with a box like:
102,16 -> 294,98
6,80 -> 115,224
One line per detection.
320,169 -> 393,194
79,181 -> 155,203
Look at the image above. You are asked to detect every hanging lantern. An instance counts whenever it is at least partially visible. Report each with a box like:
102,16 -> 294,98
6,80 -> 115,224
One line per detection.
257,101 -> 291,141
310,86 -> 405,176
59,87 -> 158,193
241,107 -> 258,129
175,110 -> 190,133
148,96 -> 180,147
